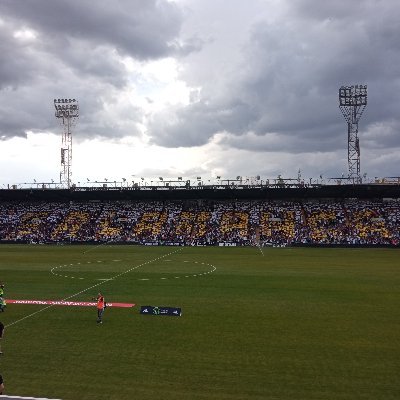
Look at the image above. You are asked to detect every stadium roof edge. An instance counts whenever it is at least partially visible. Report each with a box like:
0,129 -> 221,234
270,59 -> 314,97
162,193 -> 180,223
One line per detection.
0,184 -> 400,201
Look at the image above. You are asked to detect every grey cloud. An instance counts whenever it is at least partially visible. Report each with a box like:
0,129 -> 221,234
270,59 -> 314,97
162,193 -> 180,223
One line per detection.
0,21 -> 127,93
173,36 -> 205,57
54,44 -> 128,89
50,86 -> 144,140
0,86 -> 55,138
290,0 -> 368,20
0,0 -> 193,140
0,24 -> 42,90
1,0 -> 400,180
217,128 -> 346,154
291,0 -> 399,24
0,73 -> 143,139
0,0 -> 188,60
148,98 -> 259,147
363,119 -> 400,150
148,0 -> 400,164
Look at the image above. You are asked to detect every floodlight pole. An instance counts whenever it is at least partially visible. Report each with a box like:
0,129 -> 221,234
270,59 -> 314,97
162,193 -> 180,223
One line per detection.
339,85 -> 367,184
54,98 -> 79,188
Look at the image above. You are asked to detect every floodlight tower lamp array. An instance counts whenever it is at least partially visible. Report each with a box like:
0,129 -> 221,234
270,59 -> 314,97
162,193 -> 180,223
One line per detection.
54,98 -> 79,189
339,85 -> 367,184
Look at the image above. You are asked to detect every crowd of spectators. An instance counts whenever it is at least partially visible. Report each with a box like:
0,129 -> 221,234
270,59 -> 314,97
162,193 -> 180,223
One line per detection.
0,199 -> 399,246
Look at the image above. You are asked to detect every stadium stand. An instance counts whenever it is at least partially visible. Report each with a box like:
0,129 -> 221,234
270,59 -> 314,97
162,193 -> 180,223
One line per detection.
0,196 -> 399,246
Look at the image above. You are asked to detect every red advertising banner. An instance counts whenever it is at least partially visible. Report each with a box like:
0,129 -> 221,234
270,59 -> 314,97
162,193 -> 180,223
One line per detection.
7,299 -> 135,308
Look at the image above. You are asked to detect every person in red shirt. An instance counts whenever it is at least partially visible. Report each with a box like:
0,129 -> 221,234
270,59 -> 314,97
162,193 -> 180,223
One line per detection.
92,292 -> 106,324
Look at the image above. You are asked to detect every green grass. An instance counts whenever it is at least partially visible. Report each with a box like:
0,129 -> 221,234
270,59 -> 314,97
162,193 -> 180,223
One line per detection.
0,245 -> 399,400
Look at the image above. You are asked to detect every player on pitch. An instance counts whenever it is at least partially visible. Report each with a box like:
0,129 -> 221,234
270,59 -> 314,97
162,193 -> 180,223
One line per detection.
92,292 -> 106,324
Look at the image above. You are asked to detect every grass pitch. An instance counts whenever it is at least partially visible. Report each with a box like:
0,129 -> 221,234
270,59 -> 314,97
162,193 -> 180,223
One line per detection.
0,245 -> 399,400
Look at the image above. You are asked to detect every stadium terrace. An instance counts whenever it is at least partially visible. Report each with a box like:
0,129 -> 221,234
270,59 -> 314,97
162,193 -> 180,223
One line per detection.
0,183 -> 399,247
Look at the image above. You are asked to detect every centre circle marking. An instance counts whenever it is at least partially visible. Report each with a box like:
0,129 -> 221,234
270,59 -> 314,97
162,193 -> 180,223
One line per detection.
50,259 -> 216,281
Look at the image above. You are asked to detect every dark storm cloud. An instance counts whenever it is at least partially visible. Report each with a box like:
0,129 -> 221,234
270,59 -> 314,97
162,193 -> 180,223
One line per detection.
2,0 -> 400,182
148,99 -> 258,147
0,0 -> 185,60
0,23 -> 42,91
149,0 -> 400,160
0,0 -> 194,139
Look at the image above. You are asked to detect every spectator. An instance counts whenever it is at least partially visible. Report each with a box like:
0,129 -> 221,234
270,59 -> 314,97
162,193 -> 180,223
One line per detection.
0,199 -> 398,246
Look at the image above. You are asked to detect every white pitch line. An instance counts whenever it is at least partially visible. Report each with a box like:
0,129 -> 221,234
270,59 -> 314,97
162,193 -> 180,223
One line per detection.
50,251 -> 218,282
6,248 -> 183,329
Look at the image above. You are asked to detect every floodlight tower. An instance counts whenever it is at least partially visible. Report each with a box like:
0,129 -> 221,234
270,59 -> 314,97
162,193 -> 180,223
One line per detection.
54,98 -> 79,188
339,85 -> 367,183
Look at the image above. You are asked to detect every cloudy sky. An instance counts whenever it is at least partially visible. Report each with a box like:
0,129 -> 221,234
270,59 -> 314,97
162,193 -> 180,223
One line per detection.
0,0 -> 399,186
